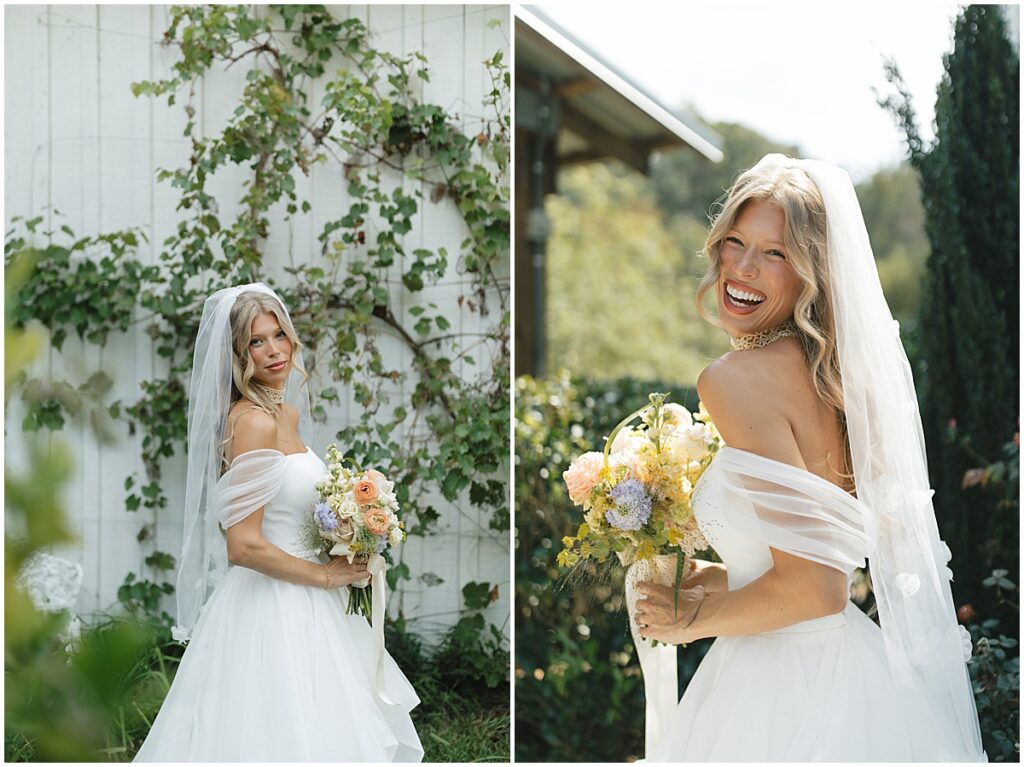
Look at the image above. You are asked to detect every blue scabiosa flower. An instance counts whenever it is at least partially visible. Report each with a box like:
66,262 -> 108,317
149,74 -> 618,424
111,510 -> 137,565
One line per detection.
375,535 -> 388,554
605,479 -> 653,531
314,502 -> 338,532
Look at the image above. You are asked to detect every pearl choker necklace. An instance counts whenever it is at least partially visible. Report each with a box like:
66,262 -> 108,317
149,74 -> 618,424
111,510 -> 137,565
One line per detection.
251,380 -> 286,403
730,319 -> 801,350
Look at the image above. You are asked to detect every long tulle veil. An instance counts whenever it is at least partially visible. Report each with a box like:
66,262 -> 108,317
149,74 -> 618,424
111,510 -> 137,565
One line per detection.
755,154 -> 984,759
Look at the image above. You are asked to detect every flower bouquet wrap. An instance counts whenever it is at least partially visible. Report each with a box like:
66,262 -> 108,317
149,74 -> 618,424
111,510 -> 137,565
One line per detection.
311,444 -> 406,619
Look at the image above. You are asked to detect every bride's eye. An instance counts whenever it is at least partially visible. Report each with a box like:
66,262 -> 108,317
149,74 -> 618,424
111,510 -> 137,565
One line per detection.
725,236 -> 742,246
250,337 -> 262,347
766,249 -> 786,259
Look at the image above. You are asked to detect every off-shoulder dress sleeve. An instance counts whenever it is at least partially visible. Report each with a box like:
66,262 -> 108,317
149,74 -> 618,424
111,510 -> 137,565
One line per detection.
213,448 -> 288,528
713,446 -> 873,573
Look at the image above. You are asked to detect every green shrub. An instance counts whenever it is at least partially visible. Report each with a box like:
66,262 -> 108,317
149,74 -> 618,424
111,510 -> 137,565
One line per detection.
515,371 -> 709,762
968,571 -> 1020,761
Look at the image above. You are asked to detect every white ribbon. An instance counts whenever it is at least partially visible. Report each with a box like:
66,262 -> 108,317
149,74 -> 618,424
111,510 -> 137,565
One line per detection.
332,544 -> 393,705
366,553 -> 394,705
623,553 -> 682,758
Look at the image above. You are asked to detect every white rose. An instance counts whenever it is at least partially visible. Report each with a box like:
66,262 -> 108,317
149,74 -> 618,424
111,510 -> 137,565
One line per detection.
389,526 -> 405,545
609,449 -> 640,479
671,423 -> 711,462
662,403 -> 693,428
610,428 -> 643,454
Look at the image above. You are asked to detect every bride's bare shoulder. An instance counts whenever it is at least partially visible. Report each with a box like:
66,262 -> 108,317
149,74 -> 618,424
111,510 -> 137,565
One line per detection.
696,341 -> 807,467
226,400 -> 277,460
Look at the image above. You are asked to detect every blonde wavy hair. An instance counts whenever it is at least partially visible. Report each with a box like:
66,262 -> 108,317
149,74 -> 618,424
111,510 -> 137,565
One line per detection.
695,162 -> 855,493
218,290 -> 309,472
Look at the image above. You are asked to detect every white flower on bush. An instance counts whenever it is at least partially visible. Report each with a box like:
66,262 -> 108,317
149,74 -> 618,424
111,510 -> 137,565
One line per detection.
60,616 -> 82,653
17,552 -> 83,613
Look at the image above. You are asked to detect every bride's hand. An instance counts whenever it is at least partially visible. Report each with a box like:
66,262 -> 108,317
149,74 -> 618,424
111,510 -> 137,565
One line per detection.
681,559 -> 728,593
634,581 -> 706,645
322,557 -> 370,589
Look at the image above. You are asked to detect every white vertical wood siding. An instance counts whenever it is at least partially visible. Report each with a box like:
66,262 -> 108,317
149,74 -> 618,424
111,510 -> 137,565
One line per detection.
4,4 -> 510,642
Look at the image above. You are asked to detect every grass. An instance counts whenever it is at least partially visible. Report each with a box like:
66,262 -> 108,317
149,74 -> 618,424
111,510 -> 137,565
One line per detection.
6,616 -> 510,762
412,683 -> 510,762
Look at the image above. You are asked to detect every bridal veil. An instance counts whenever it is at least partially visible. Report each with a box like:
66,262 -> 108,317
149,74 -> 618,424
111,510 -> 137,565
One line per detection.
172,282 -> 312,642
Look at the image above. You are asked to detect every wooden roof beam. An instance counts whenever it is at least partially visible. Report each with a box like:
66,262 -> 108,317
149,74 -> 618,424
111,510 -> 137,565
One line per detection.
560,101 -> 649,175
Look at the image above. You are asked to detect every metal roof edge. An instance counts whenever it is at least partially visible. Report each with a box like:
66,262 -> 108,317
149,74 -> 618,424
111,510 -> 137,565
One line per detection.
516,5 -> 724,163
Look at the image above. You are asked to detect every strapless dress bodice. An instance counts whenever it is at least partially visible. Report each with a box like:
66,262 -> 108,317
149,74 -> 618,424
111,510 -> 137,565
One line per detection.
258,447 -> 327,559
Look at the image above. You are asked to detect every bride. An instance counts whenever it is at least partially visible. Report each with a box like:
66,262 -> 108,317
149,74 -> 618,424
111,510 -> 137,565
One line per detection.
633,155 -> 985,761
134,283 -> 423,762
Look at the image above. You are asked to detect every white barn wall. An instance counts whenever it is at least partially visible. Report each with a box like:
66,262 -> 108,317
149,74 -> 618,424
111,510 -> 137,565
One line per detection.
4,4 -> 510,640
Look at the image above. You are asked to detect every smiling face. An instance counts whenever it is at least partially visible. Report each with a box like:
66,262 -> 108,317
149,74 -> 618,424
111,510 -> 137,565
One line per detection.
247,312 -> 293,388
717,198 -> 805,337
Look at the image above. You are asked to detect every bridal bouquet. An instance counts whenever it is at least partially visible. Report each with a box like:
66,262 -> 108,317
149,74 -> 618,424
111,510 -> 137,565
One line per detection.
558,392 -> 719,572
311,444 -> 405,618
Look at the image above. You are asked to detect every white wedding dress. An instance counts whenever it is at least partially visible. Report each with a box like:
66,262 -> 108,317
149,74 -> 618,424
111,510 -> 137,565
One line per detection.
649,446 -> 977,762
135,447 -> 423,762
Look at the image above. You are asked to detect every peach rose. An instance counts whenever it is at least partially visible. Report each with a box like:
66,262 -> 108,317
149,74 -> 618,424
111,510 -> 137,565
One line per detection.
563,452 -> 604,508
354,479 -> 379,505
363,508 -> 391,536
365,468 -> 394,495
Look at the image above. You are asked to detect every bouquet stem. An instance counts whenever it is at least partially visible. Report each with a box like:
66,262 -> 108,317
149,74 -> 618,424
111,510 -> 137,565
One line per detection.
347,583 -> 372,620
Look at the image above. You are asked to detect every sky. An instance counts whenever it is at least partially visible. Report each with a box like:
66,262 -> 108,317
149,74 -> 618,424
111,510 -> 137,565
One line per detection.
531,2 -> 971,182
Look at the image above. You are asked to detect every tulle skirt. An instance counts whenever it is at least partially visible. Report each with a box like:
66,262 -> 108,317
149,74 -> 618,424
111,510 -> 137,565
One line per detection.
649,605 -> 973,762
134,564 -> 423,762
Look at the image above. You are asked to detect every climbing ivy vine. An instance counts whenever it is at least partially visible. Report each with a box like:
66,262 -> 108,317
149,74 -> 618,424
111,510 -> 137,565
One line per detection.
6,4 -> 510,627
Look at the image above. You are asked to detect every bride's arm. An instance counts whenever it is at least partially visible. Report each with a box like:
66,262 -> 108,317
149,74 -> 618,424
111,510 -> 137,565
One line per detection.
638,549 -> 848,644
636,353 -> 849,642
224,409 -> 368,589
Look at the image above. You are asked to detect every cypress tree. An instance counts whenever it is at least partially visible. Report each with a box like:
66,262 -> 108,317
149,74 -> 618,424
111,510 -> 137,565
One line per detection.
881,5 -> 1019,605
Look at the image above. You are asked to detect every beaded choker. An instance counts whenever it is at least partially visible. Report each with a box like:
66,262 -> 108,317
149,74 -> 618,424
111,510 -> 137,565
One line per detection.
729,319 -> 801,350
251,380 -> 286,403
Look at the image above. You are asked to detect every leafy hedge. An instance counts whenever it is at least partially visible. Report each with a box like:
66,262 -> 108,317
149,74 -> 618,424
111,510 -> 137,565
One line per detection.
514,372 -> 710,761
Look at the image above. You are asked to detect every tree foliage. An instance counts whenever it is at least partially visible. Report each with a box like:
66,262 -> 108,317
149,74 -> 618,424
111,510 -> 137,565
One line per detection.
880,4 -> 1019,617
